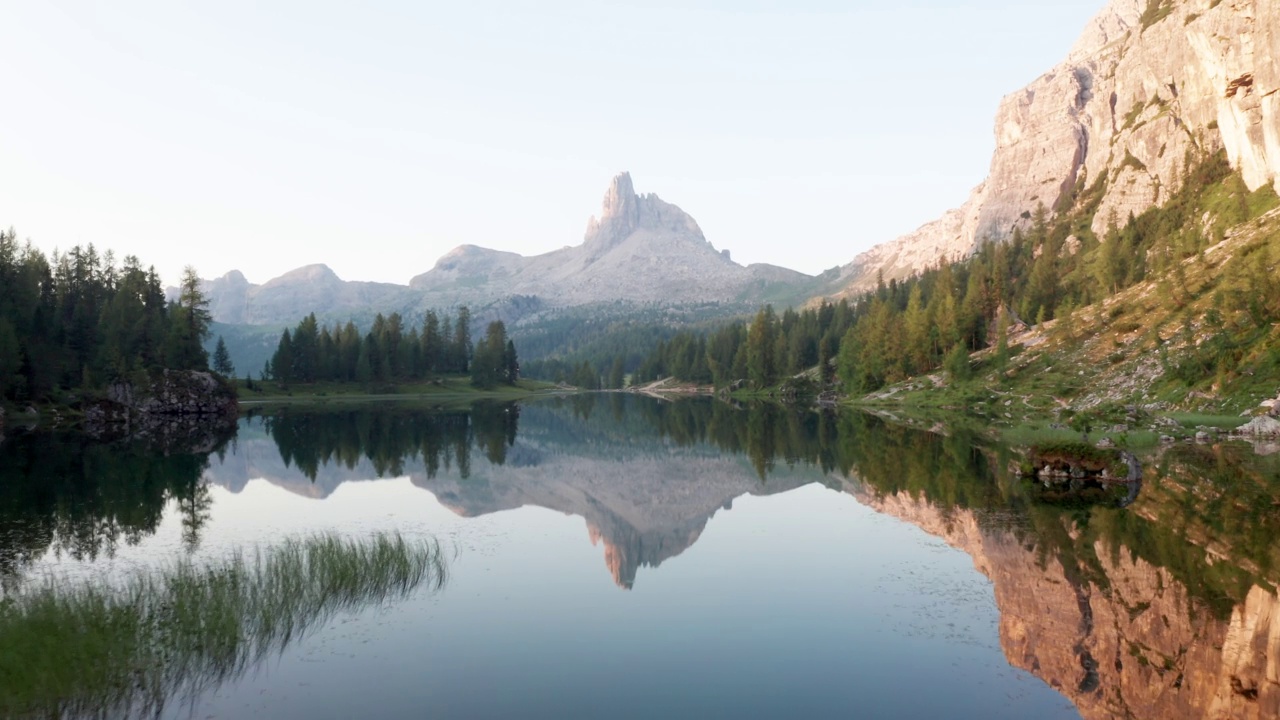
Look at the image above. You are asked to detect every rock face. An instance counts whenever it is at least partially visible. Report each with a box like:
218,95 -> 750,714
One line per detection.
84,370 -> 238,449
409,172 -> 812,308
834,0 -> 1280,296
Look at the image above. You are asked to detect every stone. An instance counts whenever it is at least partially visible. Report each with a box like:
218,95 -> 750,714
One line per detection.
1237,414 -> 1280,438
84,370 -> 238,447
1196,431 -> 1212,443
1097,437 -> 1117,448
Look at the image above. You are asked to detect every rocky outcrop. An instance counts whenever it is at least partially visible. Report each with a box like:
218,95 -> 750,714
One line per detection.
834,0 -> 1280,296
84,370 -> 238,449
1237,414 -> 1280,438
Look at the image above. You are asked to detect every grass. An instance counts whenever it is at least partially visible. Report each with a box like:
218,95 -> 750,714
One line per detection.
236,376 -> 558,406
1166,413 -> 1249,429
0,532 -> 447,719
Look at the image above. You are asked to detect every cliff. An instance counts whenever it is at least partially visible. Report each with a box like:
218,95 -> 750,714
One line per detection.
834,0 -> 1280,296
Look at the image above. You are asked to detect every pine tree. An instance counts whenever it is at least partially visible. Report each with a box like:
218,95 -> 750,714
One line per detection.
212,336 -> 235,376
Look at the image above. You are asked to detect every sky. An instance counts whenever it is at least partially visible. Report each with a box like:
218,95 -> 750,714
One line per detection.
0,1 -> 1107,287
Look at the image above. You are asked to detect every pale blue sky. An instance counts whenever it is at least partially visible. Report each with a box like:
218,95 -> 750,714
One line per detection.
0,1 -> 1105,286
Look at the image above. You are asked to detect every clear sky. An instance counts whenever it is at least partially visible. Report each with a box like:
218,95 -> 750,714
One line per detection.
0,1 -> 1106,287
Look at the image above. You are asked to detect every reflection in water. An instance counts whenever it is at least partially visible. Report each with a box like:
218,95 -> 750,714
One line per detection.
0,533 -> 446,720
0,430 -> 231,584
4,395 -> 1280,718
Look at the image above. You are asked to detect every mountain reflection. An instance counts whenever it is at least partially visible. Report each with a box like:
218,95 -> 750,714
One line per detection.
4,395 -> 1280,717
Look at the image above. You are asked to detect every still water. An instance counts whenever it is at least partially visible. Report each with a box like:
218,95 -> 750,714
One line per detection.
3,396 -> 1279,719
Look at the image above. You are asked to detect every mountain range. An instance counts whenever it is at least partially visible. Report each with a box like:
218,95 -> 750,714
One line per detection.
199,0 -> 1280,364
198,172 -> 820,329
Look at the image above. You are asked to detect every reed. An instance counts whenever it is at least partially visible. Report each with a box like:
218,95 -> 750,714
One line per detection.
0,532 -> 447,719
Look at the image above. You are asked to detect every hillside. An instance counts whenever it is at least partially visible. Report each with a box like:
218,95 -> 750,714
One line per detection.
831,0 -> 1280,297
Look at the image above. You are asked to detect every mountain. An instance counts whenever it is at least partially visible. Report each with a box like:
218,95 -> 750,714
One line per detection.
831,0 -> 1280,296
410,172 -> 811,307
199,265 -> 415,326
200,173 -> 815,329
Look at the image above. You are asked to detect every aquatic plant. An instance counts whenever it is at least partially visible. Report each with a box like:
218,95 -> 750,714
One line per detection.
0,532 -> 447,719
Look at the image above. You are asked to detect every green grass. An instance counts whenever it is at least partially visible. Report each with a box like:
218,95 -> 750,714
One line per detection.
0,533 -> 447,719
236,376 -> 558,405
1166,413 -> 1249,429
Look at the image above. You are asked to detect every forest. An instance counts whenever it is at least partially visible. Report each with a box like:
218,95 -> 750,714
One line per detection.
0,231 -> 214,404
264,308 -> 520,390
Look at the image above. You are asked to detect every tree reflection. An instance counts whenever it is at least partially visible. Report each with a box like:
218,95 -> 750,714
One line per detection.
255,401 -> 520,481
0,430 -> 233,584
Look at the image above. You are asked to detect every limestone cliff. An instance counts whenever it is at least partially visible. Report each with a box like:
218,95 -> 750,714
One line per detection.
834,0 -> 1280,296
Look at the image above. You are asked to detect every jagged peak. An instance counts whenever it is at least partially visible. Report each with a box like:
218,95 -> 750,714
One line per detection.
218,269 -> 249,285
583,172 -> 707,252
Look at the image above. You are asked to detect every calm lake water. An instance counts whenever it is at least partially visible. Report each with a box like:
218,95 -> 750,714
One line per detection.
3,395 -> 1279,719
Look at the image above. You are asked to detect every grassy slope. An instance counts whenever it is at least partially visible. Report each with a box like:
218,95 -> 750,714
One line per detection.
859,208 -> 1280,437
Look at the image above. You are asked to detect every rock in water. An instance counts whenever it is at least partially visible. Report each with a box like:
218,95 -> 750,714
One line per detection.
85,370 -> 238,450
1237,415 -> 1280,438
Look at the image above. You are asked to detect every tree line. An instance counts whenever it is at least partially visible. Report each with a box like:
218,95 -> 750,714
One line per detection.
265,307 -> 519,389
0,231 -> 214,403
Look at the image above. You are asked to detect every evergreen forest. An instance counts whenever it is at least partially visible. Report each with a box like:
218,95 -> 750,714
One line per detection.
0,231 -> 215,404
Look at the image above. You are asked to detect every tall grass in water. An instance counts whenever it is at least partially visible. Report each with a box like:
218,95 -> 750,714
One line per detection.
0,532 -> 447,719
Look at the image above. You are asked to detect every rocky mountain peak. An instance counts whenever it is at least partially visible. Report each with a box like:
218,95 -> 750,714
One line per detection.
584,171 -> 643,250
1066,0 -> 1141,63
581,172 -> 711,258
267,263 -> 340,287
219,269 -> 249,286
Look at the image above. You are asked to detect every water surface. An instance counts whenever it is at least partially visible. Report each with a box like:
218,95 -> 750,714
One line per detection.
3,396 -> 1278,718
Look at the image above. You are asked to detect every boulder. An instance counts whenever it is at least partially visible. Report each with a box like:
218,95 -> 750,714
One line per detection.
1237,415 -> 1280,439
85,370 -> 238,448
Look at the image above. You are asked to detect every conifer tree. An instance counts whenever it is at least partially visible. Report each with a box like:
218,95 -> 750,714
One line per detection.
212,336 -> 235,376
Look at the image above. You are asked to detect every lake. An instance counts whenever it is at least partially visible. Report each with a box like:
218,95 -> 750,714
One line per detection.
2,395 -> 1279,719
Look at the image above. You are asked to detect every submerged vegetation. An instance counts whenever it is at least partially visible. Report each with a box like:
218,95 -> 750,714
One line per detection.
0,532 -> 447,719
